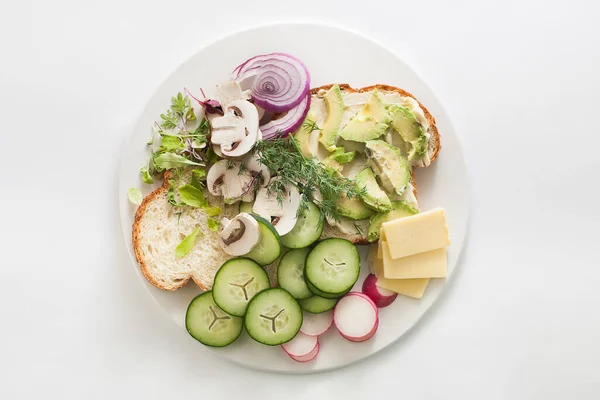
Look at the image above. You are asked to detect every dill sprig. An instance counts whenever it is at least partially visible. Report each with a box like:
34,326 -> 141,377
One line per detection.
301,119 -> 321,132
254,138 -> 364,221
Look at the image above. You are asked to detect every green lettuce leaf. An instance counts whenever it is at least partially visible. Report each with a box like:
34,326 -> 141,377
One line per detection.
153,153 -> 202,170
204,207 -> 221,217
127,188 -> 143,205
175,227 -> 201,258
178,184 -> 208,208
160,135 -> 186,152
140,163 -> 154,184
207,218 -> 220,232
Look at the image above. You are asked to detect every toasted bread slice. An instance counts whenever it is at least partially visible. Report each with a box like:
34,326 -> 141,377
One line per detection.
132,172 -> 279,291
309,84 -> 440,168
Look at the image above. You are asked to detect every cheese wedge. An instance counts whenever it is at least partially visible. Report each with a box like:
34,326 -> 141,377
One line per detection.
369,249 -> 429,299
381,208 -> 450,259
376,276 -> 429,299
382,241 -> 447,279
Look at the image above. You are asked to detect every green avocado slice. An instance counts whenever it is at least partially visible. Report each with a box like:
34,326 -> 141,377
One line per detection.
367,201 -> 419,242
365,140 -> 411,196
340,90 -> 391,142
354,167 -> 391,213
319,85 -> 344,152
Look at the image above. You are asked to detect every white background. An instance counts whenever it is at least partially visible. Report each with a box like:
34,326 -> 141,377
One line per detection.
1,0 -> 599,398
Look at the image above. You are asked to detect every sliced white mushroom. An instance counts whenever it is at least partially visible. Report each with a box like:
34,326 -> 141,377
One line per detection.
241,189 -> 255,203
218,213 -> 261,256
210,100 -> 259,158
212,144 -> 223,158
206,160 -> 228,196
252,178 -> 301,235
216,81 -> 247,106
244,152 -> 271,187
206,160 -> 254,204
221,114 -> 259,158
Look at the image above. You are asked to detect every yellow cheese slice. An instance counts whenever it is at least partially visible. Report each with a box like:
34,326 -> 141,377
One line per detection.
376,227 -> 386,259
382,241 -> 447,279
381,208 -> 451,259
370,252 -> 429,299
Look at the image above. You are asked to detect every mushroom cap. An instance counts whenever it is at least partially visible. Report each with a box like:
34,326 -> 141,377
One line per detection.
252,178 -> 301,236
244,152 -> 271,188
206,159 -> 254,203
210,100 -> 259,158
219,213 -> 261,256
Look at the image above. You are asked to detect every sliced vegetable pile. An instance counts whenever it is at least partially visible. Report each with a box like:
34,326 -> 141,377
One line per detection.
185,212 -> 389,362
129,52 -> 443,364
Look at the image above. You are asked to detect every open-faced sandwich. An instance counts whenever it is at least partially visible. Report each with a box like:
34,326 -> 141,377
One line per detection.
128,53 -> 450,361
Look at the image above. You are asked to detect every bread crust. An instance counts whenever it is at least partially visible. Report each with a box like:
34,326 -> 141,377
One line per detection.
310,84 -> 441,167
132,174 -> 193,291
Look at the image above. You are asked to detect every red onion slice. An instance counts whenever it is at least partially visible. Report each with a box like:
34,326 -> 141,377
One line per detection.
233,53 -> 310,113
259,94 -> 310,140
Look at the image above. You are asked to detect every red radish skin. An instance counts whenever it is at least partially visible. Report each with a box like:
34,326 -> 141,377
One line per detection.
281,332 -> 318,360
289,342 -> 320,362
339,320 -> 379,343
300,310 -> 334,337
362,274 -> 398,308
334,292 -> 379,343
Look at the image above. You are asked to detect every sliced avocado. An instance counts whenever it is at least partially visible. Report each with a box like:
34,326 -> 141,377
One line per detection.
293,110 -> 318,159
337,194 -> 374,220
330,147 -> 357,164
340,90 -> 391,142
321,155 -> 343,172
319,85 -> 344,151
389,105 -> 429,161
354,167 -> 392,213
368,201 -> 419,242
365,140 -> 411,196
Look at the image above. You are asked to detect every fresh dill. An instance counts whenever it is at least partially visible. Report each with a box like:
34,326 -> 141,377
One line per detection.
301,119 -> 321,132
254,138 -> 364,221
238,162 -> 248,176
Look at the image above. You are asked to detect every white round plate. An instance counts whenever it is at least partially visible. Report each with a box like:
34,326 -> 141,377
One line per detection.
119,22 -> 469,374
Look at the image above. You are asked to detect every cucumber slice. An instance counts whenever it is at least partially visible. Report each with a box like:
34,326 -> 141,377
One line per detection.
212,258 -> 270,317
185,292 -> 243,347
245,215 -> 282,265
239,201 -> 254,214
305,238 -> 360,296
280,201 -> 323,249
277,248 -> 312,300
306,279 -> 348,299
298,295 -> 338,314
245,288 -> 303,345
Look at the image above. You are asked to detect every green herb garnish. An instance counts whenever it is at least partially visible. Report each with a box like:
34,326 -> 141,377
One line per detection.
255,138 -> 365,222
204,207 -> 222,217
153,153 -> 202,171
175,227 -> 201,258
207,218 -> 220,232
127,188 -> 143,205
178,184 -> 208,208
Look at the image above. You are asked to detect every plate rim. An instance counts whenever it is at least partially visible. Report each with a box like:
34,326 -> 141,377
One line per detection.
117,20 -> 471,374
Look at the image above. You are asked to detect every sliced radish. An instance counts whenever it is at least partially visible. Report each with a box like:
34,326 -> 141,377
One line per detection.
281,332 -> 318,361
334,292 -> 379,342
362,274 -> 398,308
289,342 -> 320,362
300,310 -> 334,337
